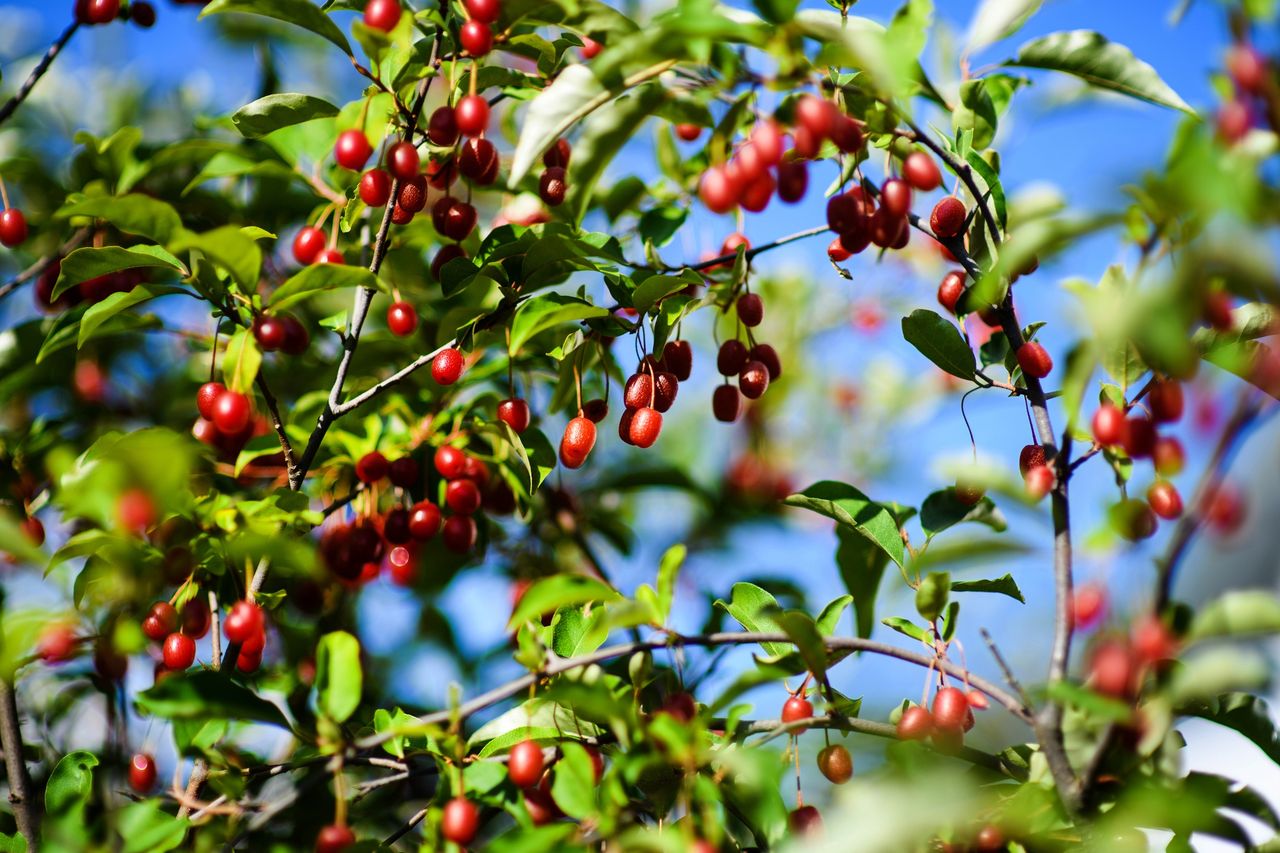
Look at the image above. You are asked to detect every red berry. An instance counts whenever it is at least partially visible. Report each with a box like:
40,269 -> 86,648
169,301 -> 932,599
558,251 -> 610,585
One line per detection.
459,138 -> 499,184
128,753 -> 156,793
1227,44 -> 1268,94
1132,615 -> 1179,664
659,692 -> 697,722
279,315 -> 309,355
224,601 -> 264,645
1089,639 -> 1136,699
317,248 -> 345,265
1025,464 -> 1055,501
408,501 -> 442,540
794,94 -> 834,140
902,151 -> 942,191
292,227 -> 326,265
507,740 -> 545,789
736,293 -> 763,327
142,602 -> 178,642
1018,444 -> 1046,477
628,407 -> 663,448
717,340 -> 749,376
776,159 -> 807,203
932,686 -> 973,733
162,632 -> 196,670
712,384 -> 741,423
1218,99 -> 1252,143
739,361 -> 770,400
896,705 -> 934,740
386,301 -> 418,336
829,114 -> 863,153
1016,342 -> 1053,379
539,167 -> 567,207
196,381 -> 225,420
427,106 -> 459,147
781,695 -> 814,732
363,0 -> 402,32
1092,403 -> 1125,446
582,398 -> 608,423
750,343 -> 781,381
880,178 -> 912,217
432,244 -> 466,280
388,457 -> 419,490
1121,416 -> 1157,458
446,478 -> 482,515
580,36 -> 602,59
559,416 -> 597,468
442,514 -> 477,553
623,372 -> 654,410
828,238 -> 851,263
1204,482 -> 1246,534
82,0 -> 120,25
432,347 -> 465,385
435,446 -> 467,479
253,315 -> 286,352
397,175 -> 427,214
817,743 -> 853,784
937,271 -> 965,314
542,138 -> 571,169
465,0 -> 500,23
653,371 -> 679,413
789,805 -> 823,837
975,825 -> 1006,852
118,488 -> 156,534
382,507 -> 412,545
355,451 -> 389,484
699,166 -> 740,214
387,141 -> 420,181
930,196 -> 966,238
38,625 -> 76,663
1153,436 -> 1185,476
1148,379 -> 1184,423
663,340 -> 693,381
497,398 -> 531,433
455,94 -> 490,137
334,129 -> 373,170
1070,583 -> 1107,630
212,390 -> 252,435
1147,480 -> 1183,520
183,598 -> 211,639
316,823 -> 357,853
433,197 -> 477,241
460,19 -> 493,56
130,2 -> 156,28
0,209 -> 29,247
674,123 -> 701,142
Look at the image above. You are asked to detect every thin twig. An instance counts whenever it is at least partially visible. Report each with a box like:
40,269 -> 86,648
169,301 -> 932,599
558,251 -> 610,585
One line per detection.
979,628 -> 1032,710
0,227 -> 91,302
0,21 -> 80,127
255,372 -> 298,480
384,807 -> 428,847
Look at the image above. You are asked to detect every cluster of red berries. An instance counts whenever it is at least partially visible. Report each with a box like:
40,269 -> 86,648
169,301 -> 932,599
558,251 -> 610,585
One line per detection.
1087,614 -> 1179,701
140,596 -> 218,673
74,0 -> 157,28
33,260 -> 151,312
291,223 -> 345,267
895,683 -> 984,752
712,291 -> 780,423
1217,42 -> 1273,144
1090,378 -> 1189,538
825,153 -> 944,257
698,94 -> 864,215
252,312 -> 310,355
192,381 -> 267,461
505,739 -> 603,829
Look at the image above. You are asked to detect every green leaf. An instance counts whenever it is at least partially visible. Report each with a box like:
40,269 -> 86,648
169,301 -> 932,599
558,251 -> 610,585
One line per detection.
964,0 -> 1044,54
964,149 -> 1007,231
52,245 -> 185,301
169,226 -> 265,290
776,610 -> 829,681
784,481 -> 905,567
901,309 -> 976,380
231,93 -> 339,138
919,490 -> 1007,539
0,511 -> 45,567
315,631 -> 362,724
951,573 -> 1024,602
835,526 -> 888,639
45,750 -> 98,846
1045,680 -> 1134,721
221,328 -> 262,395
815,594 -> 853,636
656,544 -> 686,625
550,742 -> 598,819
952,79 -> 998,149
268,262 -> 378,311
882,616 -> 930,644
713,582 -> 789,657
508,62 -> 675,188
1191,591 -> 1280,642
566,83 -> 667,225
637,206 -> 688,248
915,572 -> 950,621
201,0 -> 352,55
79,284 -> 188,349
57,194 -> 183,243
551,606 -> 609,657
509,293 -> 610,354
1005,30 -> 1193,113
1167,649 -> 1268,705
118,801 -> 188,853
632,272 -> 697,316
1182,693 -> 1280,765
135,669 -> 291,728
507,575 -> 620,629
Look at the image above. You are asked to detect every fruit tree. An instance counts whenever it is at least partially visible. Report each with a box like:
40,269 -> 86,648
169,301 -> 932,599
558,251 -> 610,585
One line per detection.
0,0 -> 1279,850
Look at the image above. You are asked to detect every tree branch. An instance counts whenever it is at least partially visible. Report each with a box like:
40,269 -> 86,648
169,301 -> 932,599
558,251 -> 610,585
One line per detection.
255,371 -> 298,479
686,225 -> 830,272
0,681 -> 37,850
0,227 -> 91,302
0,21 -> 79,128
356,631 -> 1033,750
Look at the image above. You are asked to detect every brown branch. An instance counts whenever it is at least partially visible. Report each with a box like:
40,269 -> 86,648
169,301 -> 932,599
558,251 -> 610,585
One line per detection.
0,21 -> 79,128
0,681 -> 37,850
0,227 -> 91,302
356,631 -> 1034,750
255,372 -> 298,480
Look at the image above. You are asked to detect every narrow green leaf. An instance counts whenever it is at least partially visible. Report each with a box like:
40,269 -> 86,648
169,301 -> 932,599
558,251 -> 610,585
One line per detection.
268,262 -> 378,311
919,490 -> 1007,539
566,83 -> 667,225
135,670 -> 291,728
835,526 -> 888,639
656,544 -> 686,625
882,616 -> 930,644
201,0 -> 352,55
964,0 -> 1044,54
784,481 -> 906,567
713,582 -> 790,657
52,245 -> 185,301
169,226 -> 264,290
79,284 -> 188,349
221,328 -> 261,395
1190,591 -> 1280,642
507,575 -> 620,630
951,573 -> 1024,602
57,194 -> 183,243
509,293 -> 610,354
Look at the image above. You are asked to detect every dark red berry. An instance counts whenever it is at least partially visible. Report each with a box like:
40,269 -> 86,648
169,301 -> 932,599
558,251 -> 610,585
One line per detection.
446,478 -> 482,515
355,451 -> 389,484
930,196 -> 966,238
460,19 -> 492,56
0,209 -> 29,247
427,106 -> 459,147
334,129 -> 373,170
559,417 -> 596,468
387,141 -> 420,181
432,347 -> 464,385
387,301 -> 418,336
224,600 -> 264,645
937,271 -> 965,313
739,361 -> 770,399
128,753 -> 156,793
712,384 -> 741,422
662,340 -> 693,381
441,514 -> 477,553
292,227 -> 326,265
363,0 -> 402,32
507,739 -> 545,789
408,501 -> 442,540
880,178 -> 912,217
497,398 -> 531,433
1016,342 -> 1053,379
539,167 -> 567,207
902,151 -> 941,191
717,340 -> 749,376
